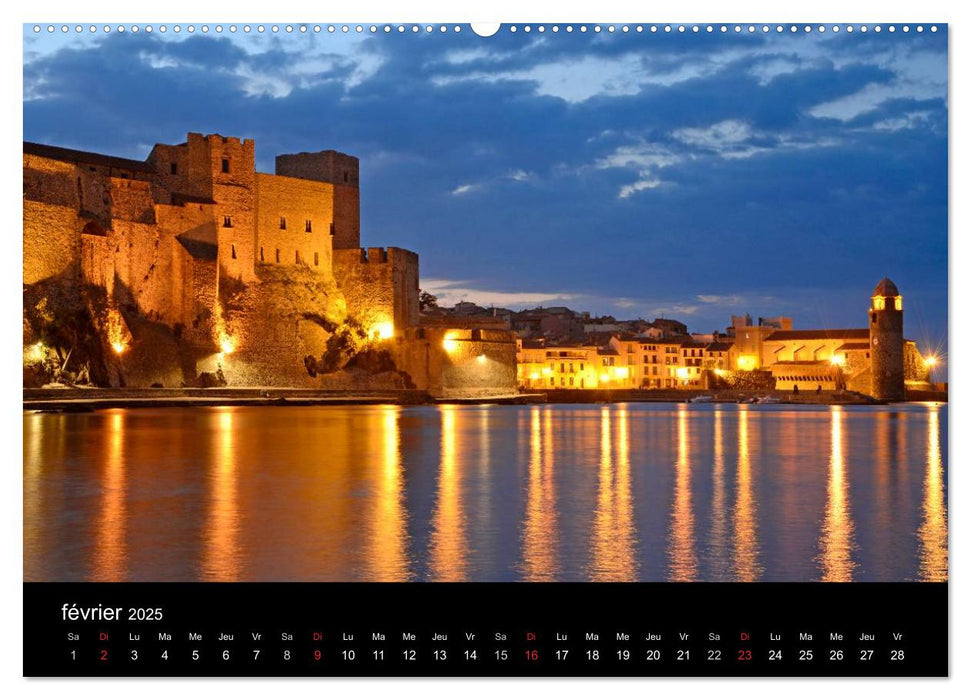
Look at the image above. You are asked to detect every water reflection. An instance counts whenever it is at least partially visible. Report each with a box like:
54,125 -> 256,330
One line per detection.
92,411 -> 127,580
819,406 -> 857,582
590,407 -> 637,581
918,408 -> 948,581
707,410 -> 731,580
522,407 -> 558,580
23,403 -> 947,583
429,405 -> 467,581
733,408 -> 762,581
202,409 -> 241,581
363,406 -> 411,581
669,405 -> 697,581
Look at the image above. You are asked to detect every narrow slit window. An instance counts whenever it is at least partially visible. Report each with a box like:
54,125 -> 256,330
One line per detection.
260,247 -> 264,262
222,158 -> 230,174
295,251 -> 300,264
275,249 -> 280,263
223,216 -> 233,228
170,162 -> 178,175
280,216 -> 287,230
314,252 -> 319,266
305,220 -> 312,233
231,244 -> 237,259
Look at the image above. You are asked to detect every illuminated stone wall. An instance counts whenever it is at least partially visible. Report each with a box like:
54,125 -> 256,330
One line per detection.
254,173 -> 335,272
274,149 -> 360,250
395,327 -> 518,398
332,247 -> 419,338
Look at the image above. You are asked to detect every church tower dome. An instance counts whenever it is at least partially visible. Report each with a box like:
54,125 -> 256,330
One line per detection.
869,277 -> 905,401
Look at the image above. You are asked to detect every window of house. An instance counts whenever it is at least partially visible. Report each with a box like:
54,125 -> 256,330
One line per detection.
549,378 -> 555,387
223,216 -> 232,228
231,245 -> 237,259
580,363 -> 584,371
314,252 -> 319,266
560,363 -> 565,373
295,251 -> 300,264
275,249 -> 280,263
170,163 -> 178,175
560,377 -> 565,387
330,222 -> 335,236
343,170 -> 348,183
305,220 -> 312,233
260,247 -> 264,262
569,377 -> 574,387
222,158 -> 230,174
280,217 -> 287,230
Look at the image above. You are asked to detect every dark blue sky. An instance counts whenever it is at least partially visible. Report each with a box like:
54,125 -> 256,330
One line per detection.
23,24 -> 947,356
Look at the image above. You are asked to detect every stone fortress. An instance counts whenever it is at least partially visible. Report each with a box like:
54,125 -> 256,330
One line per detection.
23,133 -> 518,397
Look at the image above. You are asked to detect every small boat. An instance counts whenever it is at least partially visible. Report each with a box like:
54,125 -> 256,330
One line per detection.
756,395 -> 782,404
688,395 -> 714,403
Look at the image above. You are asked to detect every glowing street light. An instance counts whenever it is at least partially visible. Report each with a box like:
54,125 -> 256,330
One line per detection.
476,354 -> 487,364
220,338 -> 236,355
830,353 -> 846,367
924,355 -> 937,368
111,342 -> 127,355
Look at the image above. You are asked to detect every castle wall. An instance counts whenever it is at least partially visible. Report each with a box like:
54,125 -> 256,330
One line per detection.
24,200 -> 80,285
332,247 -> 419,337
108,177 -> 155,224
275,150 -> 360,249
254,173 -> 335,272
394,327 -> 518,398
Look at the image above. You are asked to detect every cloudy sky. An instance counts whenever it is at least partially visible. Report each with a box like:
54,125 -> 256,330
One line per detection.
23,24 -> 947,353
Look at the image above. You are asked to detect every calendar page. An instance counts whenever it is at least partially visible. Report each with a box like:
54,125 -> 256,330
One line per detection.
22,18 -> 948,679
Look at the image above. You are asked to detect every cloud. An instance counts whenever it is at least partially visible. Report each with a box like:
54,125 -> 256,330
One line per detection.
451,184 -> 478,195
421,279 -> 579,308
618,178 -> 663,199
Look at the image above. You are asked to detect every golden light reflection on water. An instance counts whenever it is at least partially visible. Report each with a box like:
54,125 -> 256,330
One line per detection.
733,408 -> 762,581
708,410 -> 731,580
522,407 -> 558,580
202,408 -> 241,581
23,414 -> 45,569
918,408 -> 948,581
819,406 -> 857,582
429,405 -> 467,581
669,405 -> 697,581
590,406 -> 637,581
92,411 -> 127,580
363,406 -> 411,581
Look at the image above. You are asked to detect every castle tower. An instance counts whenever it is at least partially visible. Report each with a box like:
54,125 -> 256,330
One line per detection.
869,277 -> 905,401
275,150 -> 360,249
184,133 -> 258,283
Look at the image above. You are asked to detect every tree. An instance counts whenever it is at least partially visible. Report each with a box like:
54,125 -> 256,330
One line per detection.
419,290 -> 439,310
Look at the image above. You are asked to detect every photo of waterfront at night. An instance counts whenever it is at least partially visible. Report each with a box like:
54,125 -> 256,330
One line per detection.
24,402 -> 946,583
23,23 -> 947,587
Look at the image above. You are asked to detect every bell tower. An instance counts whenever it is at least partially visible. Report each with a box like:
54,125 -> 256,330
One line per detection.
868,277 -> 905,401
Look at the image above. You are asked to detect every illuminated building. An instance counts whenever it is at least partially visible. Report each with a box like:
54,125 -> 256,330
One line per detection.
23,134 -> 518,396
